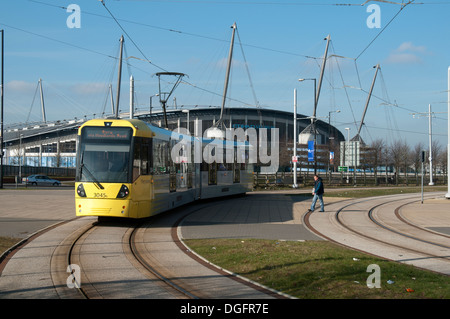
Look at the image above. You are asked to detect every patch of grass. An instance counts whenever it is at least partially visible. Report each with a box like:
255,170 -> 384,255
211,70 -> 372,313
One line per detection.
184,239 -> 450,299
288,186 -> 447,199
0,236 -> 22,256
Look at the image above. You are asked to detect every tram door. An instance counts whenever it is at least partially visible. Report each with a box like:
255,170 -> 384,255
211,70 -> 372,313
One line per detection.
195,163 -> 201,199
169,167 -> 176,192
233,163 -> 240,183
208,163 -> 217,185
169,140 -> 177,192
233,147 -> 240,183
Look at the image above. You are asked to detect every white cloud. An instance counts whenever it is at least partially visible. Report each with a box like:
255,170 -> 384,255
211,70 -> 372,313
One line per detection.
395,42 -> 426,53
216,57 -> 246,69
71,82 -> 107,95
386,52 -> 422,64
6,80 -> 36,92
385,42 -> 429,65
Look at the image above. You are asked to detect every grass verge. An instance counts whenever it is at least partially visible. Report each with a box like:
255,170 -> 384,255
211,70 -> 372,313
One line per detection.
287,186 -> 448,199
184,238 -> 450,299
0,236 -> 22,256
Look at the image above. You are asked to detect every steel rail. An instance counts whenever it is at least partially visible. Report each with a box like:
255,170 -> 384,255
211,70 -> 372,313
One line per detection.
304,193 -> 450,265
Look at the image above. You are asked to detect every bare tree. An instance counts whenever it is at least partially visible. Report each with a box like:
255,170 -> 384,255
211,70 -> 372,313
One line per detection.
390,139 -> 410,185
437,145 -> 448,184
368,138 -> 385,186
279,139 -> 294,172
431,140 -> 442,183
402,140 -> 411,185
382,140 -> 391,184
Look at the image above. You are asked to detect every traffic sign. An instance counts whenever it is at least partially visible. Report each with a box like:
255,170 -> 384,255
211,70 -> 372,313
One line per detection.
338,166 -> 348,172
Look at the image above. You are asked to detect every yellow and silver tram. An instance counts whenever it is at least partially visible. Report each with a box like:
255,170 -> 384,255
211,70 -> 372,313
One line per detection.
75,118 -> 253,219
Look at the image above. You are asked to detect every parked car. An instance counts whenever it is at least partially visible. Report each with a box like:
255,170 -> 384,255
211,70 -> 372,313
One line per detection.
24,175 -> 61,186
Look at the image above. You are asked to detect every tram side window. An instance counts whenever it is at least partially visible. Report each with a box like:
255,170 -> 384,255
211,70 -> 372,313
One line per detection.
141,140 -> 152,175
153,138 -> 169,175
133,138 -> 141,181
133,137 -> 153,181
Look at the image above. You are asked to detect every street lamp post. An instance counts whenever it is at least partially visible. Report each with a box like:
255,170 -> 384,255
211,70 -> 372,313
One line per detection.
19,134 -> 23,182
293,88 -> 298,188
345,127 -> 350,183
298,78 -> 317,175
149,94 -> 159,115
428,104 -> 434,186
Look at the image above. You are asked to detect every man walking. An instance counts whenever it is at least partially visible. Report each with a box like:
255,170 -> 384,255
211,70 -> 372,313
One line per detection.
309,175 -> 325,212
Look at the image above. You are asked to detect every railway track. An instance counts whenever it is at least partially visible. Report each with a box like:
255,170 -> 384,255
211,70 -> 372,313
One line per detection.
46,201 -> 280,299
50,218 -> 200,299
303,192 -> 450,275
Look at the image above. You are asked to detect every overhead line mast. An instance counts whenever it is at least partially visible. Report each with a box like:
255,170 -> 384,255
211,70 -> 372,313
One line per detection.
115,35 -> 124,119
216,22 -> 237,130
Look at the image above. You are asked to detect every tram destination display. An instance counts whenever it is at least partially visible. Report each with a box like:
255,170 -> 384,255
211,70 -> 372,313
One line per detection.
82,126 -> 132,141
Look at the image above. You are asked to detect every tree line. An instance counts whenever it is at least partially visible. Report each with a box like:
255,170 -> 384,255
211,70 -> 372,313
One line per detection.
276,138 -> 448,186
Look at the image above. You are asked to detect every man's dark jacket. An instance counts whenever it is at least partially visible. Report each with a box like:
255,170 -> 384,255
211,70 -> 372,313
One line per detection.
314,177 -> 324,195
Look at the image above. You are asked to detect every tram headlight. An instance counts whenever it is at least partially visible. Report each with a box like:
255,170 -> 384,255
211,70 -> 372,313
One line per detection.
77,184 -> 86,197
117,184 -> 129,199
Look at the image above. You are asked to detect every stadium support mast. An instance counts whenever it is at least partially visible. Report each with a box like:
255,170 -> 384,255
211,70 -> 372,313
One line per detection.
130,75 -> 134,119
215,22 -> 237,130
314,35 -> 330,118
115,35 -> 124,118
205,22 -> 237,140
39,78 -> 46,123
355,64 -> 380,142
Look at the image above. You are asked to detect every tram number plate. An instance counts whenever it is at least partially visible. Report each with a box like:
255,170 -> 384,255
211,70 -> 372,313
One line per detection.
94,193 -> 108,198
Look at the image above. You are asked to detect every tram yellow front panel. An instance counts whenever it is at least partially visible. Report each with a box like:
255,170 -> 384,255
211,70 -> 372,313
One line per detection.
75,182 -> 135,218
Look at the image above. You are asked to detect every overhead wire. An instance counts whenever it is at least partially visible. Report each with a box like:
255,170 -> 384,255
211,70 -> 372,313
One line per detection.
0,22 -> 118,61
99,0 -> 168,73
23,0 -> 414,114
236,27 -> 259,108
27,0 -> 319,59
110,0 -> 445,5
26,82 -> 40,124
355,0 -> 415,60
330,54 -> 358,130
15,0 -> 447,137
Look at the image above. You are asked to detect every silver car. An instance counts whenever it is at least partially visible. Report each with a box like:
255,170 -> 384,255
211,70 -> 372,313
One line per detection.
24,174 -> 61,186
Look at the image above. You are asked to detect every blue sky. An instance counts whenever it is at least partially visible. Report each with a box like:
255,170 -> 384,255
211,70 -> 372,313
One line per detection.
1,0 -> 449,148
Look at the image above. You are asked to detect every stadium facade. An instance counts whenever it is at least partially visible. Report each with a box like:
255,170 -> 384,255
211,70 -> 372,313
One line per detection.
2,107 -> 344,171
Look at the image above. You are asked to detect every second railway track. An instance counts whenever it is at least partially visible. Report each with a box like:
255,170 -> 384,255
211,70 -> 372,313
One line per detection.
47,201 -> 281,299
304,192 -> 450,276
52,218 -> 200,299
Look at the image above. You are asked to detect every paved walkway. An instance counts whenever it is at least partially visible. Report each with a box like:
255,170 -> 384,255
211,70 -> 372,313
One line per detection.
1,188 -> 448,241
0,188 -> 74,238
180,193 -> 323,241
0,188 -> 449,299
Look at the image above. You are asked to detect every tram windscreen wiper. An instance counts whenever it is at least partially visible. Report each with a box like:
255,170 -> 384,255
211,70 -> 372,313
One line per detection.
80,163 -> 104,190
